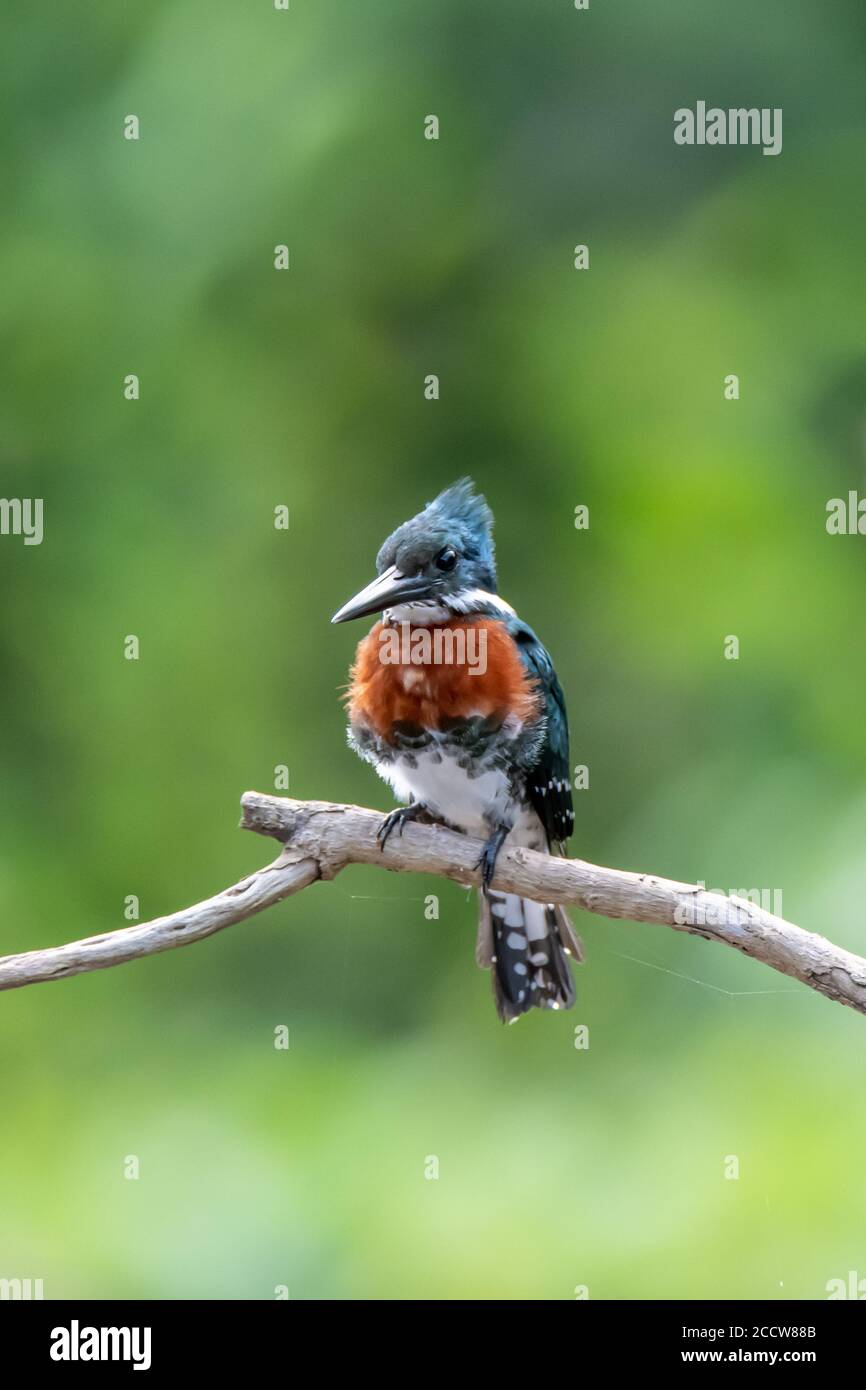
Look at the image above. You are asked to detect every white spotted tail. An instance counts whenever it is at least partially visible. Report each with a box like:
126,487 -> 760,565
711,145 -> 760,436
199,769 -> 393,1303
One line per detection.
476,892 -> 584,1022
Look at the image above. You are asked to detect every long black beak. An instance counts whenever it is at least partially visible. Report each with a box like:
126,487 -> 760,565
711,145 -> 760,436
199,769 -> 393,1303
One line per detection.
330,565 -> 432,624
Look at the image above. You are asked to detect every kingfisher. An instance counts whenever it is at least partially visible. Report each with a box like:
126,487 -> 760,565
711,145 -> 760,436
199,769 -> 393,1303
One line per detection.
331,480 -> 583,1021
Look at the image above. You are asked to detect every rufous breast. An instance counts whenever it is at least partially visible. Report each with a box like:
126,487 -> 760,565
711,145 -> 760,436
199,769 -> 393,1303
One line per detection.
346,618 -> 540,741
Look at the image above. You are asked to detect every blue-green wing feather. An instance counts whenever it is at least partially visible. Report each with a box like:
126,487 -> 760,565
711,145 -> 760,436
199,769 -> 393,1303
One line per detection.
508,619 -> 574,848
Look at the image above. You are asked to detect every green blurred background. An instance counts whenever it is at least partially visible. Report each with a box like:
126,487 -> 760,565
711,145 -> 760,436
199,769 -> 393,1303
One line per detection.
1,0 -> 865,1300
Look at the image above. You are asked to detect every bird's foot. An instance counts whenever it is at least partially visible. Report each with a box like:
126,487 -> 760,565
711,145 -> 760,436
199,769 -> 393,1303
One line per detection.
475,825 -> 511,893
377,802 -> 431,851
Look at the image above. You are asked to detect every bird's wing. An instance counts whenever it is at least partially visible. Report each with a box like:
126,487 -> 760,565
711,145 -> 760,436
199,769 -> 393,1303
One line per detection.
510,620 -> 574,849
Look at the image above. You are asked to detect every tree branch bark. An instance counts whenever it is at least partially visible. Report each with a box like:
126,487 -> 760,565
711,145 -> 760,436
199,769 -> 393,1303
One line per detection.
0,792 -> 864,1017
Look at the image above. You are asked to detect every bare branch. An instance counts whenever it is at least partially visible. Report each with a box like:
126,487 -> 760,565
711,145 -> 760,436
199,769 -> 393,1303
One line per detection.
1,792 -> 864,1018
0,850 -> 317,992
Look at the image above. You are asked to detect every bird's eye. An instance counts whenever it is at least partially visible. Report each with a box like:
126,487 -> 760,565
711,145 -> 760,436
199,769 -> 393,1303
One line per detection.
434,546 -> 458,572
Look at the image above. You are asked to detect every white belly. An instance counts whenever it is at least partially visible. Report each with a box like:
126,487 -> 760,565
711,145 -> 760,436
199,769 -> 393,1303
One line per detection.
379,750 -> 509,836
377,747 -> 546,848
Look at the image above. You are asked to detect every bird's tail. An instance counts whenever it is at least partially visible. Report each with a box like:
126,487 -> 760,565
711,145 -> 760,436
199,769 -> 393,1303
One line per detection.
476,891 -> 584,1022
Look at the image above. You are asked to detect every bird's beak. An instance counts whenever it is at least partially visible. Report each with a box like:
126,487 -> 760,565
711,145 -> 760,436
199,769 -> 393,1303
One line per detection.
331,565 -> 433,624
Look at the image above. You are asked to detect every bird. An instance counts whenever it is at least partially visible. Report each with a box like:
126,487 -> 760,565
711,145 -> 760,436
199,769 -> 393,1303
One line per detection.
331,479 -> 583,1021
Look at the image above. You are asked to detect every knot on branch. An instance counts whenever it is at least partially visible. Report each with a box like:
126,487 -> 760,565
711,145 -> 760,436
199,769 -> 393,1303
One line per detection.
240,791 -> 351,880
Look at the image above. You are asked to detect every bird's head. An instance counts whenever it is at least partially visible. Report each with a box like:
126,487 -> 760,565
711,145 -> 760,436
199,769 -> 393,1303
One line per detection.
331,479 -> 498,625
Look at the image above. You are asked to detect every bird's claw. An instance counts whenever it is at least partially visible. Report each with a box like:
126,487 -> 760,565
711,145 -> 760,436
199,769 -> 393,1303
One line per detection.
377,805 -> 417,851
475,826 -> 510,893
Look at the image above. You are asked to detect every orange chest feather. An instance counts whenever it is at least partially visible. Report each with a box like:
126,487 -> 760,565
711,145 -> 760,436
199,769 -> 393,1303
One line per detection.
346,619 -> 540,740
